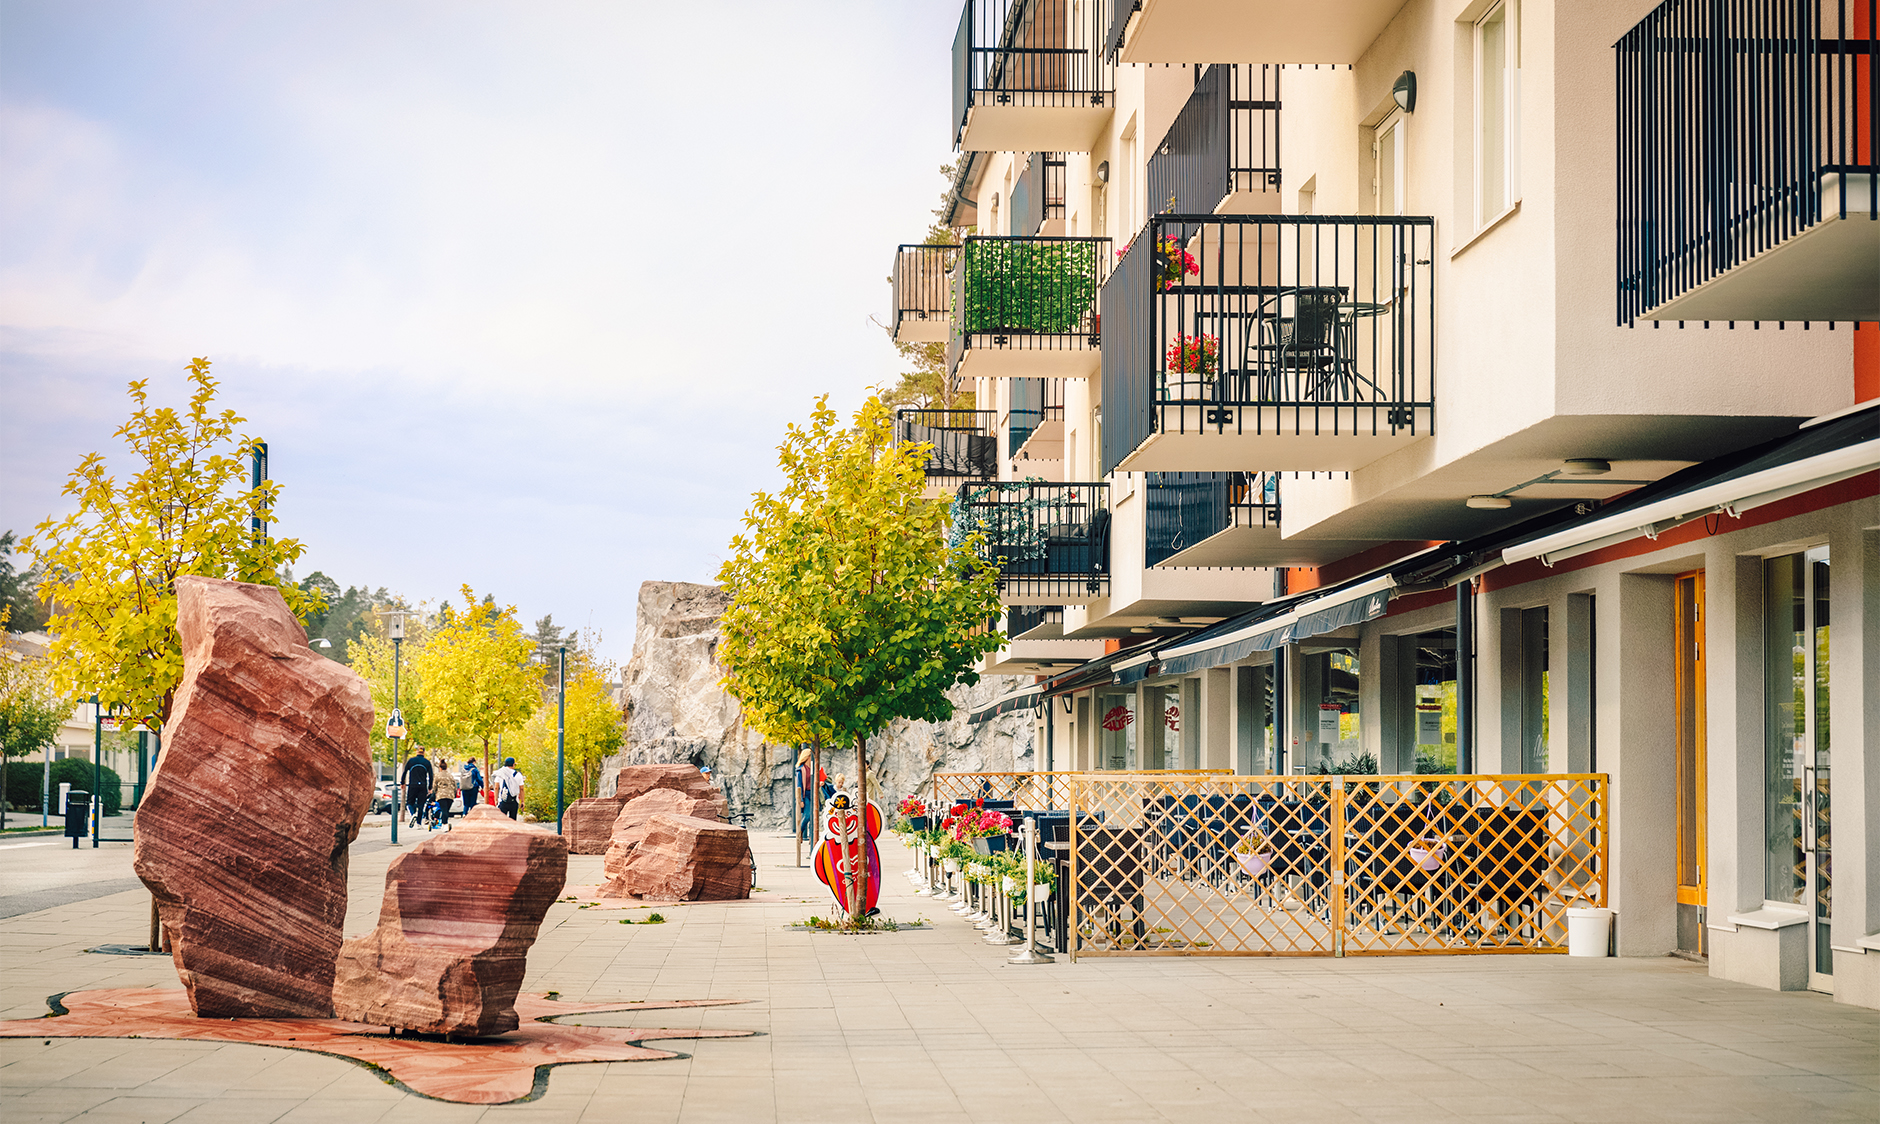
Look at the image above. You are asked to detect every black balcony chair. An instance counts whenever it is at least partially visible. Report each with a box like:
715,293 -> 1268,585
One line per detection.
1246,287 -> 1349,403
1076,826 -> 1147,950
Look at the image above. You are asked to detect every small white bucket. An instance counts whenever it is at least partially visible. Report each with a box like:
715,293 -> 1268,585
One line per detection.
1565,907 -> 1612,957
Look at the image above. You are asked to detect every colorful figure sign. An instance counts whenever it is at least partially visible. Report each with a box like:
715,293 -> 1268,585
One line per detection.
813,791 -> 883,914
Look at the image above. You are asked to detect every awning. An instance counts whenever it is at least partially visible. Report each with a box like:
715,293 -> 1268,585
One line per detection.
1147,574 -> 1397,679
966,682 -> 1044,724
1503,405 -> 1879,567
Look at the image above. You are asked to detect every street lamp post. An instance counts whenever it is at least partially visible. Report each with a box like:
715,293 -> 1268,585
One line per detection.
377,611 -> 411,845
556,644 -> 567,835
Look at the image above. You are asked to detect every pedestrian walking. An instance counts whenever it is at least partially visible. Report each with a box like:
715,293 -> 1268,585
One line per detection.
433,757 -> 460,829
460,756 -> 483,811
401,747 -> 434,827
492,756 -> 524,820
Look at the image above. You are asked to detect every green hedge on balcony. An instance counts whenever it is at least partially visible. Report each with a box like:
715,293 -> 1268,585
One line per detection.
956,239 -> 1100,335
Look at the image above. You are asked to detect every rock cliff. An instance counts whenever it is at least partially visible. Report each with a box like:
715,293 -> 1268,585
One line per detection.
598,581 -> 1035,830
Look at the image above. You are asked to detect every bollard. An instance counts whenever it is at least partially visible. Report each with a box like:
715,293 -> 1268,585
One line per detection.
1010,815 -> 1053,964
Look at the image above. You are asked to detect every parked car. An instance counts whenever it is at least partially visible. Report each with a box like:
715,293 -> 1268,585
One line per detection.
372,781 -> 396,814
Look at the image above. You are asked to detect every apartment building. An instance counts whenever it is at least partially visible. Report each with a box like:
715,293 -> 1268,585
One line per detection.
891,0 -> 1876,1006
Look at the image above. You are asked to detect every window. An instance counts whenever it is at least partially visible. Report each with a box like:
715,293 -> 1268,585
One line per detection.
1474,1 -> 1520,225
1372,112 -> 1404,216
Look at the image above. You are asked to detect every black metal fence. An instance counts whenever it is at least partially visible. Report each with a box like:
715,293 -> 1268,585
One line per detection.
898,408 -> 998,481
953,0 -> 1113,148
1008,604 -> 1062,636
948,235 -> 1111,374
1008,376 -> 1066,455
955,480 -> 1110,601
1615,0 -> 1877,324
1015,152 -> 1068,235
1099,215 -> 1436,476
1147,64 -> 1282,216
1144,472 -> 1280,566
1103,0 -> 1138,59
891,244 -> 959,341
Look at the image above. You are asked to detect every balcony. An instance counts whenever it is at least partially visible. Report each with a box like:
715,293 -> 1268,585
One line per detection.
1146,64 -> 1281,217
1105,0 -> 1410,64
1099,214 -> 1435,475
978,604 -> 1105,674
1011,152 -> 1069,236
898,409 -> 997,498
954,0 -> 1113,152
1006,377 -> 1066,468
891,244 -> 960,344
955,480 -> 1110,605
1616,0 -> 1878,323
949,235 -> 1110,380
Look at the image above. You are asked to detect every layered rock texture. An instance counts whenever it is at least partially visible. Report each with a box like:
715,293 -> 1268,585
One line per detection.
133,576 -> 375,1018
563,764 -> 724,856
600,581 -> 1036,830
600,788 -> 723,895
615,813 -> 753,901
562,797 -> 622,855
333,805 -> 569,1037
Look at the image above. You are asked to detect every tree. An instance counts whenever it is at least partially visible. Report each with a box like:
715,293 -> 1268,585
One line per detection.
0,532 -> 50,633
297,572 -> 385,664
0,643 -> 72,829
515,639 -> 625,821
717,394 -> 1004,922
528,614 -> 566,688
21,359 -> 318,729
346,603 -> 457,774
410,586 -> 538,778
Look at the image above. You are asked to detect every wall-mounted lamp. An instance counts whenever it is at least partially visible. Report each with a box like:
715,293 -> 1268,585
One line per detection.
1392,70 -> 1417,113
1095,160 -> 1110,184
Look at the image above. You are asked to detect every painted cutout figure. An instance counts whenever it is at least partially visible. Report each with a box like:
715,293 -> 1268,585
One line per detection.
813,790 -> 883,914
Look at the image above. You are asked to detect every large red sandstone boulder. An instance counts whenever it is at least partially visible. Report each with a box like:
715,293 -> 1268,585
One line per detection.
133,576 -> 374,1019
618,813 -> 752,901
600,788 -> 721,895
606,764 -> 727,820
333,805 -> 569,1037
562,796 -> 623,855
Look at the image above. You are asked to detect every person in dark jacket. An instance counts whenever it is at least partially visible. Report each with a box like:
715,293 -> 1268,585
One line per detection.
460,756 -> 483,811
401,748 -> 434,826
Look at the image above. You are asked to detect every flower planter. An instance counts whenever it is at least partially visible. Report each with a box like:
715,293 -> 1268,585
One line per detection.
1407,841 -> 1448,872
970,833 -> 1009,854
907,816 -> 930,832
1031,883 -> 1052,902
1001,876 -> 1017,895
1234,851 -> 1275,877
942,857 -> 960,873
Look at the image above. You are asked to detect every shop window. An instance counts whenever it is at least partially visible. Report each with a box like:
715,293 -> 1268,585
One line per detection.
1097,691 -> 1135,770
1411,630 -> 1458,774
1300,645 -> 1362,771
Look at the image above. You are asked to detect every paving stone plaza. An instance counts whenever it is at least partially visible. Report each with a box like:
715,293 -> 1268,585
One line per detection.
2,825 -> 1873,1123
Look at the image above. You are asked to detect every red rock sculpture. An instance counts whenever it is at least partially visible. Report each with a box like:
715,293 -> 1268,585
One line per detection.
608,763 -> 727,820
332,805 -> 569,1037
617,813 -> 752,902
133,576 -> 375,1019
600,788 -> 722,895
562,796 -> 623,855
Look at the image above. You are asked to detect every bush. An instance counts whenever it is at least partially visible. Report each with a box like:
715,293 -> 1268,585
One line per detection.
957,239 -> 1100,334
4,757 -> 123,816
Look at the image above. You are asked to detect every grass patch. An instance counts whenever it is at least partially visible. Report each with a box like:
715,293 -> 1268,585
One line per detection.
618,912 -> 667,925
789,914 -> 928,934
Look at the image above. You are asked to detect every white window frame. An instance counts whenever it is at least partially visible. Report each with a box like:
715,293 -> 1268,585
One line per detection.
1372,110 -> 1405,217
1473,0 -> 1521,229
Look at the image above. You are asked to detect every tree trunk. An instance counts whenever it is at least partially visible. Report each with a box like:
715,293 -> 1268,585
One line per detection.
852,733 -> 868,926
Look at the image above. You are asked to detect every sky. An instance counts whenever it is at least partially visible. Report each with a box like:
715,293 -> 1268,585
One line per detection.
0,0 -> 959,666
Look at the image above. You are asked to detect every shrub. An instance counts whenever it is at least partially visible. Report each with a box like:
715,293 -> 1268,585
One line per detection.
957,240 -> 1100,335
5,757 -> 124,816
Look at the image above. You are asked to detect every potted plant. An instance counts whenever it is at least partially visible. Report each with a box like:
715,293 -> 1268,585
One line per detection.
1406,836 -> 1448,872
1118,234 -> 1199,292
1233,827 -> 1277,876
897,795 -> 930,833
1166,333 -> 1220,382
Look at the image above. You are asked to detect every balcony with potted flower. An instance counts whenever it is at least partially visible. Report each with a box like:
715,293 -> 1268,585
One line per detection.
1099,213 -> 1435,476
948,234 -> 1110,381
954,0 -> 1114,153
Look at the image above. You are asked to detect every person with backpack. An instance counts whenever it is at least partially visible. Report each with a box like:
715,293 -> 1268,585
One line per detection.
432,756 -> 460,829
492,756 -> 524,820
459,756 -> 483,812
401,748 -> 434,827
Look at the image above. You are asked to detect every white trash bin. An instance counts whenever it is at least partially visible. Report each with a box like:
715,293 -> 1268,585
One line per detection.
1565,907 -> 1613,957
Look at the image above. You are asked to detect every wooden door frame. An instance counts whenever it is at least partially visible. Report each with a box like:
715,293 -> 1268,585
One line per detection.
1674,571 -> 1707,910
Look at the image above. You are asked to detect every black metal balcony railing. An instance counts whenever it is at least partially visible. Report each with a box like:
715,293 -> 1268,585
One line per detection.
1015,152 -> 1068,235
1615,0 -> 1877,324
1145,472 -> 1280,567
1103,0 -> 1138,60
1008,376 -> 1066,455
953,0 -> 1113,148
1147,64 -> 1282,216
948,235 -> 1111,374
897,409 -> 998,481
1007,604 -> 1062,637
954,480 -> 1110,601
891,244 -> 960,340
1099,215 -> 1436,475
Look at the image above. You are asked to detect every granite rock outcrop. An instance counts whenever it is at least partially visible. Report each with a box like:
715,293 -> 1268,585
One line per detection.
332,805 -> 569,1036
133,576 -> 375,1018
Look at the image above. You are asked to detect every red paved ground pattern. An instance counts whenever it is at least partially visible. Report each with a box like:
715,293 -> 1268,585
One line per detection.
0,987 -> 756,1104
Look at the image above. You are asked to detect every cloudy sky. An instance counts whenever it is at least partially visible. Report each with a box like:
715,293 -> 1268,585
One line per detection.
1,0 -> 957,664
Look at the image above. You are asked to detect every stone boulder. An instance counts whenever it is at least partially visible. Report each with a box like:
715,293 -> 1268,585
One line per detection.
600,788 -> 722,896
618,813 -> 753,901
562,796 -> 624,855
333,805 -> 569,1037
133,576 -> 375,1019
606,763 -> 727,820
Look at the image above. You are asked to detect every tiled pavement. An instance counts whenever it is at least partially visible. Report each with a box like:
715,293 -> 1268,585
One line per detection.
1,823 -> 1874,1123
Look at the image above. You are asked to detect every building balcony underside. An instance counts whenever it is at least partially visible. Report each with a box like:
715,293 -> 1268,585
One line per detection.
956,340 -> 1100,380
1643,188 -> 1880,323
1116,0 -> 1409,64
1062,591 -> 1263,641
1152,521 -> 1381,568
959,102 -> 1111,154
978,637 -> 1106,676
1115,414 -> 1434,475
894,314 -> 950,344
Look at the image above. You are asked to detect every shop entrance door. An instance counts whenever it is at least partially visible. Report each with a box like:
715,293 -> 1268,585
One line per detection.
1674,572 -> 1706,956
1765,548 -> 1832,990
